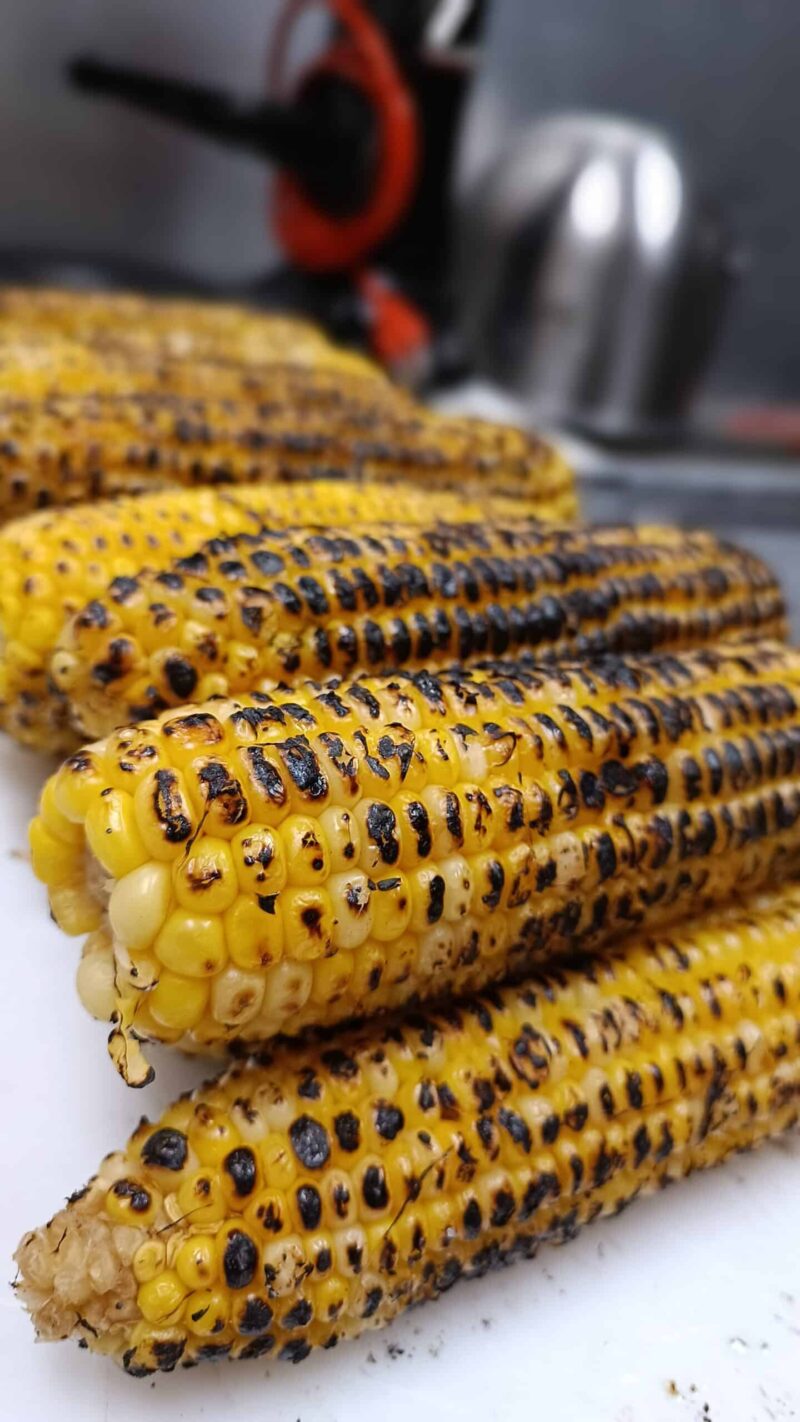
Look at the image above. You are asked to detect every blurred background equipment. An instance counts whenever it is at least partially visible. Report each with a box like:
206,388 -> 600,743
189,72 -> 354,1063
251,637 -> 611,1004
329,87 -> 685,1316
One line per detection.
456,114 -> 737,441
65,0 -> 488,374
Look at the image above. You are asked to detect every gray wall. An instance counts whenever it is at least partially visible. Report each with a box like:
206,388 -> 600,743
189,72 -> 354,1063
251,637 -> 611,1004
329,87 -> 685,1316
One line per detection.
0,1 -> 797,394
0,0 -> 288,278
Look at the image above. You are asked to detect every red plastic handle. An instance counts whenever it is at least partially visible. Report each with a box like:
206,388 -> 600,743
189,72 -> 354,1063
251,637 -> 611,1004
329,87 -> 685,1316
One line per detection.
268,0 -> 419,273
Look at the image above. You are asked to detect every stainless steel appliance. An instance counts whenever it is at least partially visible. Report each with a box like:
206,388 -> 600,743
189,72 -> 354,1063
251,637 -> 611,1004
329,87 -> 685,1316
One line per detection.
456,113 -> 737,438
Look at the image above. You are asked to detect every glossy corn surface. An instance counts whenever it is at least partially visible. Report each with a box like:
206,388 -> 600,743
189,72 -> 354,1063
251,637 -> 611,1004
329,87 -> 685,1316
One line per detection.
15,881 -> 800,1373
30,641 -> 800,1082
0,484 -> 531,752
53,520 -> 786,741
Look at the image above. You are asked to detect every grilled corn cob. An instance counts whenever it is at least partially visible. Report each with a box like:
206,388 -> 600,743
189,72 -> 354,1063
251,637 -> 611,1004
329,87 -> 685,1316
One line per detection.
30,641 -> 800,1083
0,288 -> 574,519
0,286 -> 375,373
15,881 -> 800,1373
0,387 -> 574,522
2,483 -> 533,752
53,521 -> 785,741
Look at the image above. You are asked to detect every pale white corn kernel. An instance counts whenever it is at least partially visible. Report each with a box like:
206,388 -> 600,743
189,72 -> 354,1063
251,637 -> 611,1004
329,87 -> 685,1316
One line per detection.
109,861 -> 172,953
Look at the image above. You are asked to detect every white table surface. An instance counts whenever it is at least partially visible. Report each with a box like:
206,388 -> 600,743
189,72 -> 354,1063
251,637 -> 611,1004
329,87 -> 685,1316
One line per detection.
2,743 -> 800,1422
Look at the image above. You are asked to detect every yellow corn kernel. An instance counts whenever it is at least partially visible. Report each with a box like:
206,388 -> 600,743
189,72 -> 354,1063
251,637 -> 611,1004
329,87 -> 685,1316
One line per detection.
176,1171 -> 227,1226
46,877 -> 103,935
132,1239 -> 166,1284
414,728 -> 460,788
148,972 -> 210,1032
104,1178 -> 162,1228
259,960 -> 313,1027
108,861 -> 172,954
188,1106 -> 242,1168
210,966 -> 265,1027
283,815 -> 331,886
172,837 -> 238,914
258,1135 -> 298,1192
174,1235 -> 218,1291
29,818 -> 81,886
224,895 -> 284,971
349,939 -> 391,1001
38,776 -> 84,845
280,887 -> 334,960
329,871 -> 374,950
184,1288 -> 230,1336
309,950 -> 354,1007
159,710 -> 226,764
439,855 -> 473,921
318,806 -> 361,872
154,910 -> 227,977
370,873 -> 412,942
51,753 -> 106,822
230,824 -> 287,896
84,789 -> 148,878
136,1271 -> 187,1325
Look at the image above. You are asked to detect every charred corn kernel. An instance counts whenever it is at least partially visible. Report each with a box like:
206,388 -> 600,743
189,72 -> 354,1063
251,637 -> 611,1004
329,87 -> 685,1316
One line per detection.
55,519 -> 784,740
280,888 -> 334,961
136,1272 -> 187,1326
108,861 -> 172,955
244,1188 -> 289,1239
32,640 -> 800,1082
175,1236 -> 218,1291
283,816 -> 331,886
214,1220 -> 260,1290
104,1179 -> 161,1228
148,973 -> 210,1032
184,1289 -> 229,1336
172,838 -> 238,914
85,790 -> 147,878
176,1171 -> 227,1227
133,769 -> 196,863
231,825 -> 287,896
34,867 -> 800,1379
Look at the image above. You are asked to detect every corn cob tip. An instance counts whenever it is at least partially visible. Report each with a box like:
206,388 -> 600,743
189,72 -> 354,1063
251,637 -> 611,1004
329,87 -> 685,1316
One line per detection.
14,1160 -> 141,1356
